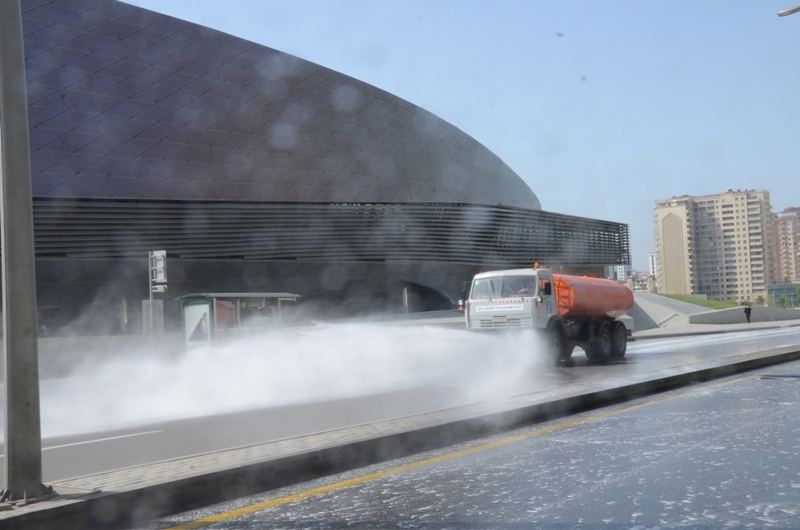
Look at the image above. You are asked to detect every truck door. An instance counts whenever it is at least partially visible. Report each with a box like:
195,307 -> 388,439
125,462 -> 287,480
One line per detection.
534,272 -> 556,327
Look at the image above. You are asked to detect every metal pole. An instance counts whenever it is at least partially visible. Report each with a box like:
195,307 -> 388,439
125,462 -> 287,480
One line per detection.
0,0 -> 48,501
149,255 -> 154,336
121,298 -> 128,334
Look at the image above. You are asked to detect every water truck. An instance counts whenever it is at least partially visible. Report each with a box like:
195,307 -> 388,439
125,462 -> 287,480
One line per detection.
464,268 -> 634,362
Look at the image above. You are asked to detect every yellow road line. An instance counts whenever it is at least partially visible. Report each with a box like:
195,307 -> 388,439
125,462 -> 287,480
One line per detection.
167,375 -> 750,529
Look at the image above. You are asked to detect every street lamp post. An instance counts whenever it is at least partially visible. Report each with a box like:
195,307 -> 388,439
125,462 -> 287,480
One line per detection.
0,0 -> 48,502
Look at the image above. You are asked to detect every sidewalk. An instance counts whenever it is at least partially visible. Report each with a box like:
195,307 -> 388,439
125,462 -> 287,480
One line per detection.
331,309 -> 800,339
322,303 -> 800,339
633,319 -> 800,339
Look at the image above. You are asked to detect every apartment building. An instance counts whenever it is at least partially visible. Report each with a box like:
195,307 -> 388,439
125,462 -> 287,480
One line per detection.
605,264 -> 633,281
776,208 -> 800,282
653,196 -> 693,294
648,253 -> 657,279
654,190 -> 777,302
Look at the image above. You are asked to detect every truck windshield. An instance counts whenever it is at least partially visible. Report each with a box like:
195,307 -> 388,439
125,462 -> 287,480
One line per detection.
471,276 -> 536,299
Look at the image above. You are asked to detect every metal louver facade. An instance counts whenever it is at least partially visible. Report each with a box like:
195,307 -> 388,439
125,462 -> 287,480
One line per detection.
33,198 -> 630,267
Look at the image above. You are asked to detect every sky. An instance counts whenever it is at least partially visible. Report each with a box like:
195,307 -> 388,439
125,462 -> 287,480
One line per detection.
126,0 -> 800,270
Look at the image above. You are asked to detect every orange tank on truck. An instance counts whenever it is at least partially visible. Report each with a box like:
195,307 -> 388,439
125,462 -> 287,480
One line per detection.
552,274 -> 634,319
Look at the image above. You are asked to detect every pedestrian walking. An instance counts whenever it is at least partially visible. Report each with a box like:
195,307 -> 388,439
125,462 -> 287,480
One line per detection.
744,305 -> 751,324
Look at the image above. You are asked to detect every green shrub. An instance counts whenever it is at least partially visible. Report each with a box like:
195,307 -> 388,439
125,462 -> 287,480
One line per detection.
660,294 -> 738,310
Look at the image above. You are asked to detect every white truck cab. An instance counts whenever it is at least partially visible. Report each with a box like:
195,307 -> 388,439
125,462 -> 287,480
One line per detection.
465,268 -> 557,330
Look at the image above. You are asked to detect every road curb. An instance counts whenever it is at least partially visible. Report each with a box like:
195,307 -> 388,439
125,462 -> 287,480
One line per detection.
4,346 -> 800,529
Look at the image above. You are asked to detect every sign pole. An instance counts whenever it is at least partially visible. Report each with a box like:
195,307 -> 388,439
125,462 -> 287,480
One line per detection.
149,254 -> 154,336
148,250 -> 167,335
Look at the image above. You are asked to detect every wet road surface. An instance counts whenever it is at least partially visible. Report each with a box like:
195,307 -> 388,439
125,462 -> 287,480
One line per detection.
155,359 -> 800,529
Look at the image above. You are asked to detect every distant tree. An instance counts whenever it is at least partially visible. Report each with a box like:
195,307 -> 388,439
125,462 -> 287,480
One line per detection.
756,295 -> 765,306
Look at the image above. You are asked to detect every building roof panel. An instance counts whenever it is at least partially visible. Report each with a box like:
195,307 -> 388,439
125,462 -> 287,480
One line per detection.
24,0 -> 540,210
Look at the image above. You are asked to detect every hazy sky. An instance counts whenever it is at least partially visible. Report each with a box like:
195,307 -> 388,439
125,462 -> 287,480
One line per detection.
127,1 -> 799,270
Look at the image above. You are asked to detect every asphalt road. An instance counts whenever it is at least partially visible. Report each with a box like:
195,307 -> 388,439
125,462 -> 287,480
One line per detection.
155,358 -> 800,530
1,326 -> 798,483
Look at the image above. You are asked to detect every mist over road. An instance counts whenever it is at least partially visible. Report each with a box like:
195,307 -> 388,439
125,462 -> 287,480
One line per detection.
1,324 -> 799,482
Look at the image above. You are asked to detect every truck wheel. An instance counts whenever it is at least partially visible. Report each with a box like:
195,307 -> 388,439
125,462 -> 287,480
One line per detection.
548,322 -> 571,361
610,321 -> 627,358
587,321 -> 612,362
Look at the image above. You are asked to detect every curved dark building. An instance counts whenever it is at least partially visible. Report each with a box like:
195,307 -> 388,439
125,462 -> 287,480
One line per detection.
20,0 -> 629,333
